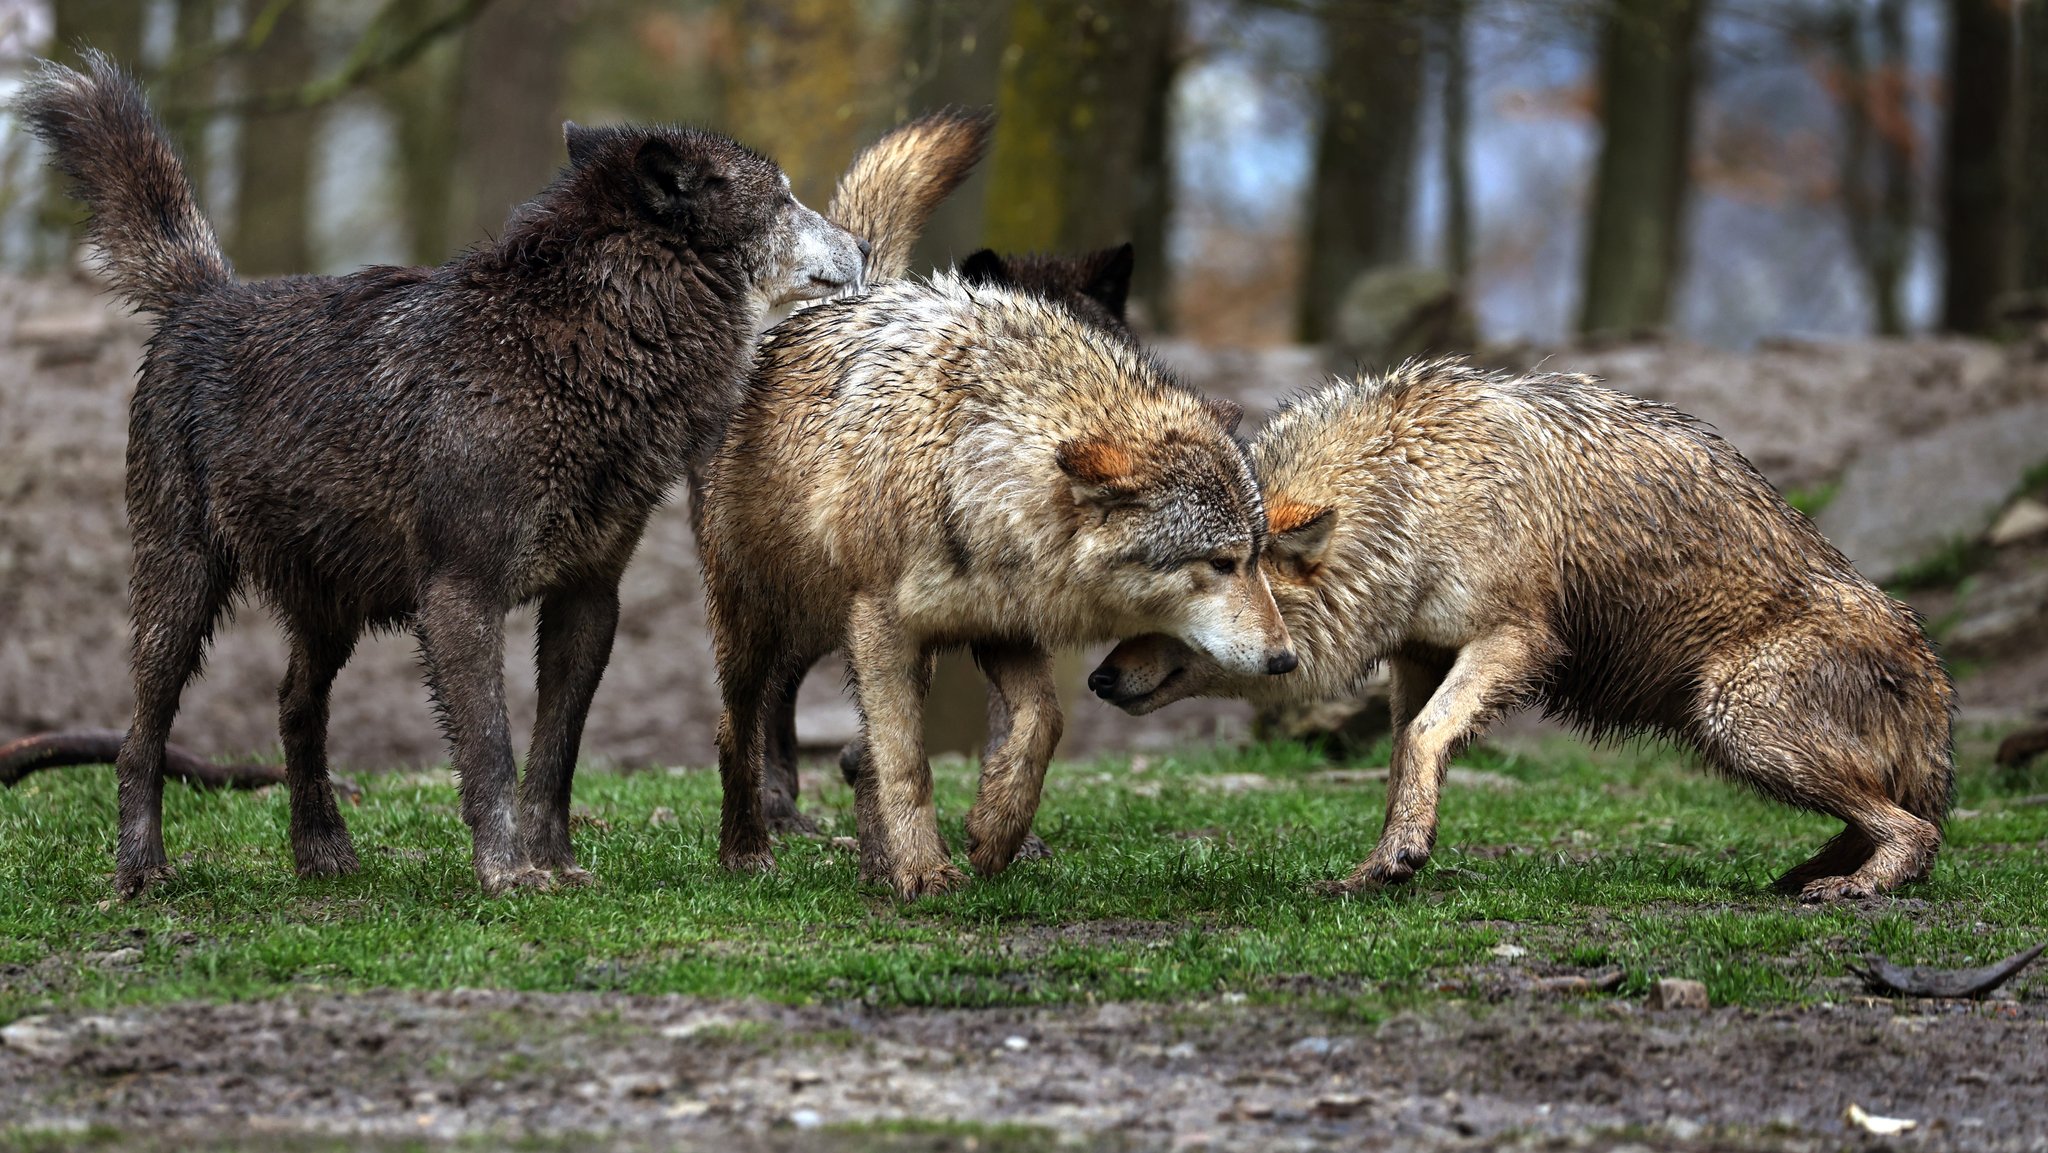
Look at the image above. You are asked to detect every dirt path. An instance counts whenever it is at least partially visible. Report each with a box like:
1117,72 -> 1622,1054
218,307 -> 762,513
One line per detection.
2,990 -> 2039,1150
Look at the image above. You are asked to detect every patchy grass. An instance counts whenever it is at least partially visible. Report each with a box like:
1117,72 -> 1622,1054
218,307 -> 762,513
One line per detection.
1,730 -> 2044,1021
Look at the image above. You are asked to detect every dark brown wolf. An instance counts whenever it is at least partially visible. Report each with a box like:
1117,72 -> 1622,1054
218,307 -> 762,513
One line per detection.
700,274 -> 1296,899
1090,359 -> 1954,901
18,52 -> 863,897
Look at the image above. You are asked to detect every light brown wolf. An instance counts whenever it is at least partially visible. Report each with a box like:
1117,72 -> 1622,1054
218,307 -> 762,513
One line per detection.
699,276 -> 1297,898
1090,360 -> 1954,901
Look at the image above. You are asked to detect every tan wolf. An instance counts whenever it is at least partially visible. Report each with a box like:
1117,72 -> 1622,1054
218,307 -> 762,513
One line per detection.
698,277 -> 1298,898
1089,360 -> 1954,901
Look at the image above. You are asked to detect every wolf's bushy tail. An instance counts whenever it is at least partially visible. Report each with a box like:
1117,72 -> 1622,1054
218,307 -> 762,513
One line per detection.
16,51 -> 229,313
827,108 -> 991,282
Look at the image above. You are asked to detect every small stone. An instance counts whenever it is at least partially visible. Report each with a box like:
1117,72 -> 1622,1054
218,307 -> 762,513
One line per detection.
1312,1092 -> 1370,1118
1648,978 -> 1710,1010
788,1068 -> 824,1090
1002,1035 -> 1030,1052
664,1100 -> 710,1120
1165,1042 -> 1197,1060
84,947 -> 142,969
1490,943 -> 1526,959
1,1016 -> 71,1060
1288,1036 -> 1334,1057
829,836 -> 860,853
1989,498 -> 2048,546
647,807 -> 677,827
787,1108 -> 822,1130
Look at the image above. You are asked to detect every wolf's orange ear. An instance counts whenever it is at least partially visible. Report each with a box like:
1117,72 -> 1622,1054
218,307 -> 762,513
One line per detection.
1269,501 -> 1336,566
1057,436 -> 1140,505
1201,396 -> 1243,436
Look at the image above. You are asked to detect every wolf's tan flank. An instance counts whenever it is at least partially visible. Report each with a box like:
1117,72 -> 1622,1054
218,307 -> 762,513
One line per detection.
1092,359 -> 1954,901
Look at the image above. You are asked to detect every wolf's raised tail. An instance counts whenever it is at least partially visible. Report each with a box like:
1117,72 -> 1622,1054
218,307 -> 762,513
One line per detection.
827,108 -> 992,282
16,51 -> 230,314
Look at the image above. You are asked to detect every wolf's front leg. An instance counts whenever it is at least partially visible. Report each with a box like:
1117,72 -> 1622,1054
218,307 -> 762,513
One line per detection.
1333,631 -> 1549,893
516,582 -> 619,887
417,577 -> 545,895
847,597 -> 964,899
963,641 -> 1063,876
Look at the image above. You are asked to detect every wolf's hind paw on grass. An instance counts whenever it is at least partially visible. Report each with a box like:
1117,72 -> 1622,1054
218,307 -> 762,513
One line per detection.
291,834 -> 360,879
113,862 -> 177,901
476,864 -> 557,896
893,860 -> 970,900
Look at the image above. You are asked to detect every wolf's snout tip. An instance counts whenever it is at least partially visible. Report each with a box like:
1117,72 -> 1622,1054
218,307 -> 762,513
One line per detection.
1086,667 -> 1119,697
855,235 -> 873,260
1265,651 -> 1298,676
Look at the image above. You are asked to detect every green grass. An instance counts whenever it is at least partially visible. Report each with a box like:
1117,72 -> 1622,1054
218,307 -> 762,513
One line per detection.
2,733 -> 2045,1021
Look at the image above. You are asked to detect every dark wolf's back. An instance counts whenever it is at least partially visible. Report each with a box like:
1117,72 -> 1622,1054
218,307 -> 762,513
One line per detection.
16,52 -> 229,313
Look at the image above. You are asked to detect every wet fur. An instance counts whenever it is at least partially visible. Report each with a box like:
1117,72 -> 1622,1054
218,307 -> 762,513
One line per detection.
700,275 -> 1289,899
18,52 -> 860,897
1093,359 -> 1954,901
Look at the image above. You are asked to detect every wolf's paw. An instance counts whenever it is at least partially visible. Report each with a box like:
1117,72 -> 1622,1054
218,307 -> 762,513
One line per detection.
893,860 -> 969,900
292,830 -> 361,879
1798,875 -> 1878,903
477,863 -> 556,896
1325,842 -> 1431,895
764,805 -> 822,838
719,847 -> 778,875
114,861 -> 177,901
550,865 -> 597,889
1012,833 -> 1053,862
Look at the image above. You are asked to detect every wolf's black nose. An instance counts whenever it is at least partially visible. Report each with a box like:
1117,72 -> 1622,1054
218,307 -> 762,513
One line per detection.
1265,651 -> 1298,675
856,236 -> 873,260
1087,668 -> 1119,696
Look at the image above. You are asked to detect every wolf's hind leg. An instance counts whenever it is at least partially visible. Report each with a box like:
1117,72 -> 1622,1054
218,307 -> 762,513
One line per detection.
760,664 -> 821,836
279,616 -> 360,879
115,542 -> 233,899
846,597 -> 963,899
1331,630 -> 1548,894
963,641 -> 1062,877
516,582 -> 619,884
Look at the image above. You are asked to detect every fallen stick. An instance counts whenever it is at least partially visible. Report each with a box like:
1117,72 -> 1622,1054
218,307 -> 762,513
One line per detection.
1851,942 -> 2047,999
0,729 -> 358,798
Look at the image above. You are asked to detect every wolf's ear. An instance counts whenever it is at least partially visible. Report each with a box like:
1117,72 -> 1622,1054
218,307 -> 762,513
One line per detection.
1086,242 -> 1135,320
632,138 -> 700,222
960,248 -> 1008,286
564,121 -> 602,167
1201,396 -> 1243,436
1269,501 -> 1336,567
1057,435 -> 1140,505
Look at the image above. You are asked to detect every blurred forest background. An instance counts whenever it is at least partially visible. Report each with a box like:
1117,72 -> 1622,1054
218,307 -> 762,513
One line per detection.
0,0 -> 2043,351
9,0 -> 2048,769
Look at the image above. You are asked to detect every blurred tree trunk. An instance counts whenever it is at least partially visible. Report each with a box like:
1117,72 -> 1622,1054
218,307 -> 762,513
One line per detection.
41,1 -> 149,266
902,0 -> 1013,272
165,0 -> 218,215
2017,0 -> 2048,294
1129,2 -> 1181,331
1942,0 -> 2016,333
454,0 -> 570,246
1578,0 -> 1701,339
377,4 -> 466,265
1831,0 -> 1914,335
231,0 -> 316,276
1296,1 -> 1424,343
718,0 -> 901,207
1438,0 -> 1472,283
982,0 -> 1175,253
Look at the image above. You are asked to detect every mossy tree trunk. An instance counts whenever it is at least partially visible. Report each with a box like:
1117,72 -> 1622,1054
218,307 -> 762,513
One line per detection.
981,0 -> 1176,254
230,0 -> 316,276
1577,0 -> 1702,339
376,3 -> 466,266
717,0 -> 902,208
1940,0 -> 2016,334
2015,0 -> 2048,295
41,1 -> 148,268
1297,1 -> 1425,343
901,0 -> 1014,273
452,0 -> 570,246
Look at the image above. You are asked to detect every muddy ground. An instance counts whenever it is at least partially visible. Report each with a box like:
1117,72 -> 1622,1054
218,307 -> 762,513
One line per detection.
1,990 -> 2040,1151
